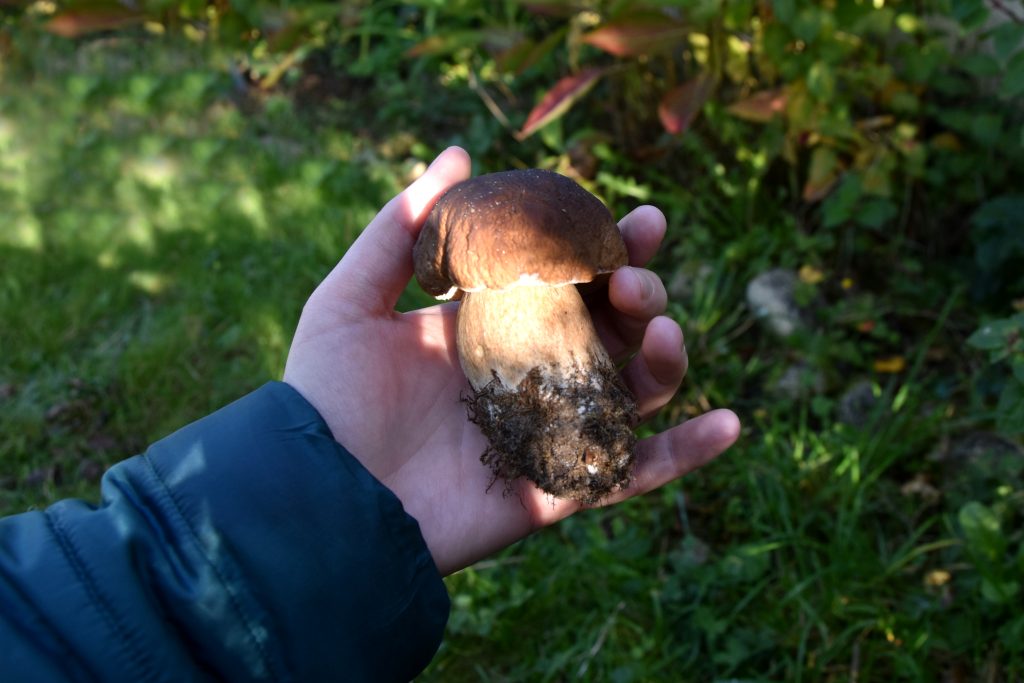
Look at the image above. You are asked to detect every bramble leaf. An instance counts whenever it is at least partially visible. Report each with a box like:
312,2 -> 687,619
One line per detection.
517,68 -> 606,139
727,89 -> 787,123
803,146 -> 842,202
582,17 -> 689,57
658,73 -> 715,135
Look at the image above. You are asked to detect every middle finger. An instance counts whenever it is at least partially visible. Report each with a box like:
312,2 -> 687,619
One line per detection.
592,267 -> 669,361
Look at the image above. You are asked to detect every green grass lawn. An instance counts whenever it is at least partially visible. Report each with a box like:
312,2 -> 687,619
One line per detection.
0,37 -> 426,506
1,29 -> 1022,682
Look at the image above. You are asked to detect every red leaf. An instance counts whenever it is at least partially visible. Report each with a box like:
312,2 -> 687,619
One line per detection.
582,18 -> 688,57
802,146 -> 842,202
517,68 -> 606,140
45,8 -> 144,38
658,73 -> 715,135
727,88 -> 787,123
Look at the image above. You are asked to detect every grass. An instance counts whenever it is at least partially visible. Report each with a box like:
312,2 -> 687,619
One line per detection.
0,36 -> 427,510
2,27 -> 1022,682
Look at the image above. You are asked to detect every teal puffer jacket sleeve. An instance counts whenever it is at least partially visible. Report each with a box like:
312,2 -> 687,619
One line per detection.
0,382 -> 449,682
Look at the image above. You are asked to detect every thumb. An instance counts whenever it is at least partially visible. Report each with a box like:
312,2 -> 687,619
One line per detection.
318,146 -> 472,315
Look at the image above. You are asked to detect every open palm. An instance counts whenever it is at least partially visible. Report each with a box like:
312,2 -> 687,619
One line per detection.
284,147 -> 740,575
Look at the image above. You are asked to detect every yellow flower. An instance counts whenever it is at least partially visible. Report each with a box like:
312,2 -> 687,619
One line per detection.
873,356 -> 906,373
799,264 -> 825,285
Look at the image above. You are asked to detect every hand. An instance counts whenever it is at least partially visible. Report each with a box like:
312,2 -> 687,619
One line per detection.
283,147 -> 740,575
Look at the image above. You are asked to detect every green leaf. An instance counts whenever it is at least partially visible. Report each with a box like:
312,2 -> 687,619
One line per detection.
772,0 -> 796,25
961,53 -> 1002,78
507,0 -> 582,18
405,30 -> 486,57
811,395 -> 834,418
496,27 -> 566,75
1001,51 -> 1024,99
991,23 -> 1024,63
822,172 -> 862,228
951,0 -> 990,30
693,605 -> 727,639
959,501 -> 1006,564
896,13 -> 921,34
807,62 -> 835,100
595,171 -> 651,201
855,198 -> 898,229
967,317 -> 1022,351
999,613 -> 1024,653
981,577 -> 1019,604
971,197 -> 1024,286
725,0 -> 756,29
901,38 -> 949,83
970,112 -> 1004,146
790,7 -> 823,44
761,22 -> 788,62
997,378 -> 1024,434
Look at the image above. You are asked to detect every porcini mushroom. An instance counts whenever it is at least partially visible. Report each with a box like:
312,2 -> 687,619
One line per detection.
413,168 -> 638,503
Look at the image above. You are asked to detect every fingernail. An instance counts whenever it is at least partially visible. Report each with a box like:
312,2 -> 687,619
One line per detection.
673,321 -> 686,356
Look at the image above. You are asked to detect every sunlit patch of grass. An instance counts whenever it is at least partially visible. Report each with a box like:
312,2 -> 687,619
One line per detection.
0,37 -> 420,512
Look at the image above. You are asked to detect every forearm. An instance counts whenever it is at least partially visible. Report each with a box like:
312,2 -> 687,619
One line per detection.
0,382 -> 448,682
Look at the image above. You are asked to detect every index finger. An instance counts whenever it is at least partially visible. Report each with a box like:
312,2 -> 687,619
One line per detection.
618,205 -> 667,267
316,146 -> 472,316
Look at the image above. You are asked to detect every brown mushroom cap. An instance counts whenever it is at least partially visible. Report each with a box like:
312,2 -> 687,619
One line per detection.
414,169 -> 627,297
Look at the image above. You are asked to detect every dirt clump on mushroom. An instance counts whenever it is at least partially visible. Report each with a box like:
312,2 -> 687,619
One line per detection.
466,361 -> 637,505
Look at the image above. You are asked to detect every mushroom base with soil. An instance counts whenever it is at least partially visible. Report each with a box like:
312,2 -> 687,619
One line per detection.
457,284 -> 638,504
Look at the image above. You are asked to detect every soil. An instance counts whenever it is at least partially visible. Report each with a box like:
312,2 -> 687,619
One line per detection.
466,360 -> 638,505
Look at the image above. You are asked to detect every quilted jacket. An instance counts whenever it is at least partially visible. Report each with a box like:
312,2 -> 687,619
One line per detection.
0,382 -> 448,682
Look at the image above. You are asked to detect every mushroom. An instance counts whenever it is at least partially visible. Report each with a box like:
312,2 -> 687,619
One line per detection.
413,168 -> 638,503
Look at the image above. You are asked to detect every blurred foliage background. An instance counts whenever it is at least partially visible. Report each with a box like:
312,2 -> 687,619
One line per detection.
1,0 -> 1023,679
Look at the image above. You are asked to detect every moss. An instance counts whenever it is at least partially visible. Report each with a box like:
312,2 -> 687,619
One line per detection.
465,361 -> 637,504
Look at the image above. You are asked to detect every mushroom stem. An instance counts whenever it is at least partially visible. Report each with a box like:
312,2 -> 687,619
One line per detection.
458,285 -> 638,503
